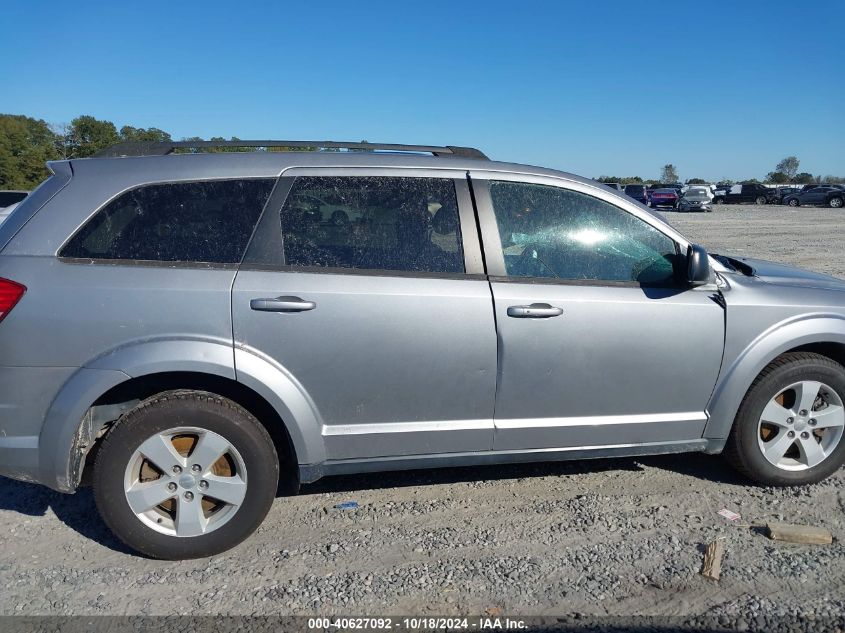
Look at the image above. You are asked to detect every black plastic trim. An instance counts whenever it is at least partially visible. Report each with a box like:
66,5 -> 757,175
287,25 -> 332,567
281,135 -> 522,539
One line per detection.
93,140 -> 489,160
298,438 -> 724,484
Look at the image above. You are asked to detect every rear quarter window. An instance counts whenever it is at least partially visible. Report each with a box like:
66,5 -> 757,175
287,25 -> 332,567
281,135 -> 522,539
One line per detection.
61,179 -> 275,263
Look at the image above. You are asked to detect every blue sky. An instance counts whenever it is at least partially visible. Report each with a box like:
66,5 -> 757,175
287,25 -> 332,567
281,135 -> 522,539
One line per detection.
2,0 -> 843,181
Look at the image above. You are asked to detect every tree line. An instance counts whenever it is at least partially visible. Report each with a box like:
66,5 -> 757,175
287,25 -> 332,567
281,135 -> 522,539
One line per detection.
1,113 -> 842,190
0,113 -> 275,190
595,157 -> 843,187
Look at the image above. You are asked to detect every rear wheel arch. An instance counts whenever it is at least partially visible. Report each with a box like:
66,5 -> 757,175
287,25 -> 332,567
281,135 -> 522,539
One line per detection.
71,371 -> 306,494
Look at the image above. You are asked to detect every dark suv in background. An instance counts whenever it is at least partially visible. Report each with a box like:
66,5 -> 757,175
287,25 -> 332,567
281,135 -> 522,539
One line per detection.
713,182 -> 772,205
624,183 -> 648,204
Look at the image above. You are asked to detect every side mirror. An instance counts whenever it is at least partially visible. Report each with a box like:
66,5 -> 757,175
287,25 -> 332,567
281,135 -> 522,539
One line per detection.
687,244 -> 712,286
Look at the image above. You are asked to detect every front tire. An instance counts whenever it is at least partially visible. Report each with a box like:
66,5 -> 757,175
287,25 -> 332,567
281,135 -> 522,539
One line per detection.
830,196 -> 843,209
93,390 -> 279,559
725,352 -> 845,486
788,198 -> 800,207
755,196 -> 767,205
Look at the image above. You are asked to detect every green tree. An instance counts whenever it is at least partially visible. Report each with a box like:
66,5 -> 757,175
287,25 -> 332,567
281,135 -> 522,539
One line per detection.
660,164 -> 678,183
0,113 -> 60,189
119,126 -> 171,143
793,172 -> 815,184
67,115 -> 120,157
775,156 -> 800,180
766,171 -> 790,183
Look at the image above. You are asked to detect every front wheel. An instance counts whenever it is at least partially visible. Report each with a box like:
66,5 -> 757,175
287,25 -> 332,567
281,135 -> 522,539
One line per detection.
788,198 -> 800,207
725,352 -> 845,486
755,196 -> 768,205
830,196 -> 843,209
93,390 -> 279,559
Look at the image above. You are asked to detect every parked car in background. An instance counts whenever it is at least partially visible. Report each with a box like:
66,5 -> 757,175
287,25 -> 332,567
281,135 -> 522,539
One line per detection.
679,186 -> 713,212
646,184 -> 682,206
4,139 -> 845,560
624,183 -> 649,204
649,188 -> 680,209
772,186 -> 801,204
783,186 -> 845,208
0,191 -> 28,209
713,183 -> 771,205
603,182 -> 623,193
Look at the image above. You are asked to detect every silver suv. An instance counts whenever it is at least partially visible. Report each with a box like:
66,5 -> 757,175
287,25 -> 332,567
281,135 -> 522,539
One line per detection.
2,140 -> 844,559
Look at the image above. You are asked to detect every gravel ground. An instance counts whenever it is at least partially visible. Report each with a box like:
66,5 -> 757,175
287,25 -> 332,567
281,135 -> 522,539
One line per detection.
1,204 -> 844,629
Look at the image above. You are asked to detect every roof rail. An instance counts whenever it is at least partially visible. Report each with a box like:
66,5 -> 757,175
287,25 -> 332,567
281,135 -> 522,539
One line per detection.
92,140 -> 489,160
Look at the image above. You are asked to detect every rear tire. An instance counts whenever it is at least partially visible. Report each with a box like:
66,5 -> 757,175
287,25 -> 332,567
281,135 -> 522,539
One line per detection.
755,196 -> 767,205
93,390 -> 279,559
788,198 -> 800,207
725,353 -> 845,486
830,196 -> 843,209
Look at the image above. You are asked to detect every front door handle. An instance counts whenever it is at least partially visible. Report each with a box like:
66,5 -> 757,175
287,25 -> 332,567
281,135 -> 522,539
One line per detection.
507,303 -> 563,318
250,296 -> 316,313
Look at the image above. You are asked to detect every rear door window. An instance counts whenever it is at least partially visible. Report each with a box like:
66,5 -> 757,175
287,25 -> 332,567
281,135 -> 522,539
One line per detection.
61,179 -> 275,263
280,176 -> 464,274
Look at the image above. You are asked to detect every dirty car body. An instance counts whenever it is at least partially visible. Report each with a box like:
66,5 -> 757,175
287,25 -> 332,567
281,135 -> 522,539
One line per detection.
1,141 -> 845,558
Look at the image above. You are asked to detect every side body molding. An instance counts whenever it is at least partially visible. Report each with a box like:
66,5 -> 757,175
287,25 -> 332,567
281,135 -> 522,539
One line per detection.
704,314 -> 845,440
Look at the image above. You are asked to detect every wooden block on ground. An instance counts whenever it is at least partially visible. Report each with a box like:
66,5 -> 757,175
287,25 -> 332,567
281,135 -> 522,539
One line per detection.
700,540 -> 724,581
766,522 -> 833,545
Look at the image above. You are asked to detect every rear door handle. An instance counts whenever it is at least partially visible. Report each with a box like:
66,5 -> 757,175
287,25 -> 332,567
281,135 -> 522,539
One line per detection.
507,303 -> 563,318
250,296 -> 316,313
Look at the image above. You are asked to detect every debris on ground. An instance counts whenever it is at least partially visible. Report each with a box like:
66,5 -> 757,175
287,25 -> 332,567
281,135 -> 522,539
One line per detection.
717,508 -> 741,522
700,540 -> 725,581
766,522 -> 833,545
333,501 -> 359,510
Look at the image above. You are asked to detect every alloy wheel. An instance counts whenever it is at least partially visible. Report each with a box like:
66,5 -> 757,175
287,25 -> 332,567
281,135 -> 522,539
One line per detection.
757,381 -> 845,471
123,426 -> 248,537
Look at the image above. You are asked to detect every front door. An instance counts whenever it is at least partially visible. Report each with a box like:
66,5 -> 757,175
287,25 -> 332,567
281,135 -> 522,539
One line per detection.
232,171 -> 497,460
471,175 -> 726,451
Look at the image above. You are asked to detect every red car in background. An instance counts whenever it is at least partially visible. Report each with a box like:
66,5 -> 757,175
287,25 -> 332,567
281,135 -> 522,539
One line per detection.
649,188 -> 680,209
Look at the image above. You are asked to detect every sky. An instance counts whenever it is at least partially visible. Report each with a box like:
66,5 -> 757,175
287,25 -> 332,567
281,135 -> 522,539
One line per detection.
2,0 -> 843,182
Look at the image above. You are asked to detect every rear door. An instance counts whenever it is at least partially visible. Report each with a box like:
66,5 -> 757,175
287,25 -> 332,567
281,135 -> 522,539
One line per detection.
232,169 -> 497,461
470,173 -> 725,451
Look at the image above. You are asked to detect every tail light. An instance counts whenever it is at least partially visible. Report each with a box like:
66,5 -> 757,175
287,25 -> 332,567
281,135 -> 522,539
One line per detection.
0,278 -> 26,323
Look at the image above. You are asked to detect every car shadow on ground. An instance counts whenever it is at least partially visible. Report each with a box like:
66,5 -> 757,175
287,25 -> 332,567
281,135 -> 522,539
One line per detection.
0,452 -> 747,554
0,479 -> 134,555
297,451 -> 748,495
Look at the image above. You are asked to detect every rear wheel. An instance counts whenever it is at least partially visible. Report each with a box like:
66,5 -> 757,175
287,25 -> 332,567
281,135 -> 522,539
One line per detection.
725,353 -> 845,486
755,196 -> 768,205
93,390 -> 279,559
830,196 -> 843,209
788,198 -> 800,207
714,197 -> 724,205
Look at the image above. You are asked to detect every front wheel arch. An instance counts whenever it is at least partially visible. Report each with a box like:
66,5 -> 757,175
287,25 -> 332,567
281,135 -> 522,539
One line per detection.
704,319 -> 845,442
